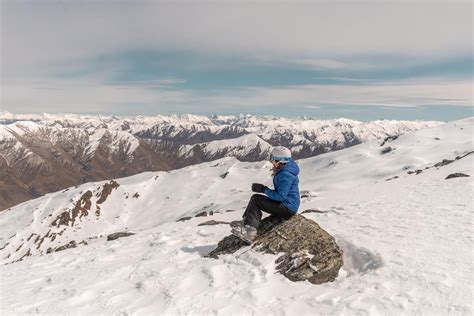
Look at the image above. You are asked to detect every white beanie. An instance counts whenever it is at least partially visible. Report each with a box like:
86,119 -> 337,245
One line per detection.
270,146 -> 292,163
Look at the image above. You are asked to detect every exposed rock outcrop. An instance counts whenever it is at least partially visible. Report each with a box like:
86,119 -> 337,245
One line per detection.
207,215 -> 343,284
198,220 -> 229,226
107,231 -> 135,241
96,180 -> 120,204
301,209 -> 328,214
380,135 -> 399,147
445,173 -> 470,179
51,190 -> 93,228
177,216 -> 192,222
380,146 -> 393,154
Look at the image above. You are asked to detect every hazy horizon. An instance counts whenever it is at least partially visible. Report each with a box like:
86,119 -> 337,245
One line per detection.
1,104 -> 472,123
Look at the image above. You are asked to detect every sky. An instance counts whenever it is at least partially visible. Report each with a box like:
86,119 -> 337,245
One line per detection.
1,0 -> 473,121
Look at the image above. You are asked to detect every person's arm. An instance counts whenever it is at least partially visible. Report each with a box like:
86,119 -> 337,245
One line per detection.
264,172 -> 294,201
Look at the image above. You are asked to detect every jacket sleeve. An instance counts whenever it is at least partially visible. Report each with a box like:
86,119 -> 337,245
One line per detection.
264,172 -> 294,202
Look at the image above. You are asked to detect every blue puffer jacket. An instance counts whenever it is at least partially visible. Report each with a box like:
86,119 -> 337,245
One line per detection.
264,159 -> 300,213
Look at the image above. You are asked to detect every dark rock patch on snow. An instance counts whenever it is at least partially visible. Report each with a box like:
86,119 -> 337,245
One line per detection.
198,220 -> 229,226
380,146 -> 393,155
301,209 -> 328,214
177,216 -> 192,222
47,240 -> 88,253
207,215 -> 343,284
300,190 -> 317,199
107,231 -> 135,241
434,159 -> 454,168
406,151 -> 474,177
96,180 -> 120,204
380,135 -> 398,147
445,173 -> 470,179
51,190 -> 93,228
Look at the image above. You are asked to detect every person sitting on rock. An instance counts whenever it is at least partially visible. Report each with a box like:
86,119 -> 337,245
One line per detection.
232,146 -> 300,242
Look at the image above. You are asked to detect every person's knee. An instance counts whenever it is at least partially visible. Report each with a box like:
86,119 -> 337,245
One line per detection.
251,193 -> 263,200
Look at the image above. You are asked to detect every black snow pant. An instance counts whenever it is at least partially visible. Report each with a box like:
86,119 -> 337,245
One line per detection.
243,194 -> 295,229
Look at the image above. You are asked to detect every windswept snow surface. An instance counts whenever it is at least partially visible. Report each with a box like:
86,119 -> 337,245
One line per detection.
1,118 -> 473,315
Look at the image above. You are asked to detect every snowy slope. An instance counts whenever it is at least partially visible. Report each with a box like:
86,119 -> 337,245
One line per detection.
0,118 -> 472,314
179,134 -> 273,160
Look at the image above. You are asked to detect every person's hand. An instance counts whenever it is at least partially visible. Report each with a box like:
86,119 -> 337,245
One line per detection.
251,183 -> 266,193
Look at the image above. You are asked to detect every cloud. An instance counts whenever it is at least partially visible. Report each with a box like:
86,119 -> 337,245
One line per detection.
1,1 -> 472,118
1,78 -> 192,115
1,1 -> 472,77
2,75 -> 471,116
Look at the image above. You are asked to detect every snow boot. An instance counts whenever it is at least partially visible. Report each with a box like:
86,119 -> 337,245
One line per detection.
231,225 -> 257,244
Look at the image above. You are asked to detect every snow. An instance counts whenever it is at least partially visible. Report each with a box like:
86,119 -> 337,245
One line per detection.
181,134 -> 273,158
0,118 -> 472,314
85,129 -> 140,158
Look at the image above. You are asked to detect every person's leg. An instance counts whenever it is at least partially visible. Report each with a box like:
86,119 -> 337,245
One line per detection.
243,194 -> 294,228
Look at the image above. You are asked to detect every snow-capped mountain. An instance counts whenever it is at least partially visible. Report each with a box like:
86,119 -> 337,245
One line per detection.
0,122 -> 171,212
1,118 -> 472,314
0,112 -> 440,211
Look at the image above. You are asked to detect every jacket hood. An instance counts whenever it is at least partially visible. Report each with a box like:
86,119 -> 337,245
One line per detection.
282,158 -> 299,176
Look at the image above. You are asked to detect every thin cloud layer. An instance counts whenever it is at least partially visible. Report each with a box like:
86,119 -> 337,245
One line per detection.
2,1 -> 471,73
1,1 -> 472,119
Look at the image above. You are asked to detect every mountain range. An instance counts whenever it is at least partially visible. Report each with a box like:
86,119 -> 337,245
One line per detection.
0,112 -> 440,211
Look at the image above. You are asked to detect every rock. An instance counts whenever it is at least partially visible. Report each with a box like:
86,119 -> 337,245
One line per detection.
380,147 -> 393,155
445,173 -> 470,179
220,171 -> 229,179
48,240 -> 77,253
434,159 -> 454,168
385,176 -> 399,181
301,209 -> 328,214
300,190 -> 316,199
107,231 -> 135,241
198,220 -> 229,226
225,209 -> 237,212
177,216 -> 192,222
195,211 -> 208,217
207,215 -> 343,284
455,151 -> 474,160
380,135 -> 398,147
96,180 -> 120,204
